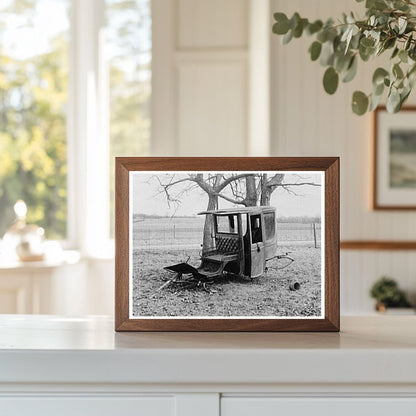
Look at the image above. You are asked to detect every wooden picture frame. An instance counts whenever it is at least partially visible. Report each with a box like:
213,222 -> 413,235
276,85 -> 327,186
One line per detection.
115,157 -> 339,332
373,106 -> 416,210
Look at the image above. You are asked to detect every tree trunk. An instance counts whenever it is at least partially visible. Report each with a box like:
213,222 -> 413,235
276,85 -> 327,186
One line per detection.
245,175 -> 257,206
260,174 -> 284,206
260,174 -> 269,205
202,194 -> 218,253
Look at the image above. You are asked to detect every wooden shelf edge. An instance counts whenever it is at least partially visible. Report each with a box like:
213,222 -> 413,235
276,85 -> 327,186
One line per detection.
341,241 -> 416,250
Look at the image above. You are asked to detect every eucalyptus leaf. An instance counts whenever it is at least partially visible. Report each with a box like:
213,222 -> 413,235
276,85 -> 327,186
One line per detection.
360,37 -> 375,48
393,0 -> 410,11
409,45 -> 416,60
408,70 -> 416,88
408,63 -> 416,78
401,86 -> 411,106
391,47 -> 399,59
373,82 -> 385,95
366,0 -> 388,10
342,56 -> 358,82
293,18 -> 309,38
383,37 -> 396,50
344,25 -> 359,52
290,13 -> 301,30
341,26 -> 352,43
282,29 -> 293,44
399,49 -> 408,63
372,67 -> 389,85
347,13 -> 355,24
359,44 -> 375,61
317,29 -> 328,43
393,63 -> 404,79
398,17 -> 407,34
307,20 -> 323,35
352,91 -> 369,115
387,87 -> 401,112
273,13 -> 290,34
369,92 -> 383,111
323,67 -> 339,94
334,51 -> 353,72
309,41 -> 322,61
320,40 -> 335,66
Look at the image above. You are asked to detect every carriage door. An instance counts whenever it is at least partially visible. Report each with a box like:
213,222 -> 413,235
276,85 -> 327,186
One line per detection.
249,214 -> 265,278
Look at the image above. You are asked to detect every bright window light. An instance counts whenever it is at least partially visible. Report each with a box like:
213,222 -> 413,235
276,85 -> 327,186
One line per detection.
106,0 -> 151,237
0,0 -> 70,239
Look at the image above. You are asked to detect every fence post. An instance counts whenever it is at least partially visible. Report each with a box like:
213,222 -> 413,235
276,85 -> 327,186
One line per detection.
313,223 -> 317,248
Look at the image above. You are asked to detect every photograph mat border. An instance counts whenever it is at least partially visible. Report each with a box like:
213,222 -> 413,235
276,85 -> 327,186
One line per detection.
128,170 -> 325,320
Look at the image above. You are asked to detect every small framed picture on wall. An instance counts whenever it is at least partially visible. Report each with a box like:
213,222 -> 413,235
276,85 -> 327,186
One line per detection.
374,106 -> 416,209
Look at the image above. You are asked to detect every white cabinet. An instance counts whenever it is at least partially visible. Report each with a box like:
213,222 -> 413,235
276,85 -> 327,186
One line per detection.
1,396 -> 175,416
222,398 -> 416,416
0,316 -> 416,416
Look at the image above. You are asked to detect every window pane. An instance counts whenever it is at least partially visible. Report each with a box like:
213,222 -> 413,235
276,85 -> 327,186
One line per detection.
216,215 -> 238,234
264,212 -> 275,240
0,0 -> 70,239
106,0 -> 151,237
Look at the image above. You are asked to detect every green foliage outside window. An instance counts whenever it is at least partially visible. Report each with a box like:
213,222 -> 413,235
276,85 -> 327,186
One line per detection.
0,0 -> 151,240
107,0 -> 151,237
0,1 -> 69,238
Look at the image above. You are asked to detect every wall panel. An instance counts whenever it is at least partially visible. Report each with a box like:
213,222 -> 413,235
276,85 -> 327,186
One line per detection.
177,0 -> 248,49
177,61 -> 247,156
152,0 -> 250,156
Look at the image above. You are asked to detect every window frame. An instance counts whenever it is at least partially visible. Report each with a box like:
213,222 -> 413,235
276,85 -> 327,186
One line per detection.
67,0 -> 111,257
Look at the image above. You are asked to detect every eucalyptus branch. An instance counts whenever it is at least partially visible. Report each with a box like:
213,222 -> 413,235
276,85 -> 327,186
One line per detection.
272,0 -> 416,114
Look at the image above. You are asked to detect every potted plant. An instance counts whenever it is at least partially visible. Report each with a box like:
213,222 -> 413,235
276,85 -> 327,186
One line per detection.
369,276 -> 413,313
272,0 -> 416,115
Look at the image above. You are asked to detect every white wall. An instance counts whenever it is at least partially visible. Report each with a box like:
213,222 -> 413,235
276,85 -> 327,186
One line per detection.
25,0 -> 415,317
271,0 -> 416,313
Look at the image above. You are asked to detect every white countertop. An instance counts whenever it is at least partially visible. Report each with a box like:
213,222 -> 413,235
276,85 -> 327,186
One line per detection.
0,315 -> 415,386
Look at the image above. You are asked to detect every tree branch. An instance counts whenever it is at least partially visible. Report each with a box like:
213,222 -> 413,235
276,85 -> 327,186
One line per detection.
279,182 -> 321,187
217,173 -> 254,191
216,192 -> 248,206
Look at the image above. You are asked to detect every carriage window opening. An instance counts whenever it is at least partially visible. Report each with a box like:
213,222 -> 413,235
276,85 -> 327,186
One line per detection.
216,215 -> 238,234
241,214 -> 248,236
264,212 -> 275,240
250,215 -> 262,243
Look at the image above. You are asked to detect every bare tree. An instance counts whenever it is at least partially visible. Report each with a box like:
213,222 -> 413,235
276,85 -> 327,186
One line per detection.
156,173 -> 321,250
156,173 -> 251,250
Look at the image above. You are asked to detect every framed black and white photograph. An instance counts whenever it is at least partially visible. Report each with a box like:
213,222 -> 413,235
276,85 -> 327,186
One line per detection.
115,157 -> 339,331
374,106 -> 416,210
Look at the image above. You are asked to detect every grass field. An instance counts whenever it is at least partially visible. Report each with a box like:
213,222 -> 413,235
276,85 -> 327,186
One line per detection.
132,245 -> 322,317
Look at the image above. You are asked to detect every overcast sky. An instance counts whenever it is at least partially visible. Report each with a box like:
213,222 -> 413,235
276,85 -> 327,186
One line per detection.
132,172 -> 323,218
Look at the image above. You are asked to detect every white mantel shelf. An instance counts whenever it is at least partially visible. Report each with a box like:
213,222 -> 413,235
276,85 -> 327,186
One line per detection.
0,315 -> 416,389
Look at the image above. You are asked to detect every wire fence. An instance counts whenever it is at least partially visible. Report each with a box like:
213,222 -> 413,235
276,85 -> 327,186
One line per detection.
133,222 -> 321,249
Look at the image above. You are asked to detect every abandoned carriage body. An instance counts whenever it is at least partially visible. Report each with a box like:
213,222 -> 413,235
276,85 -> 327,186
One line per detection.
165,206 -> 278,279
